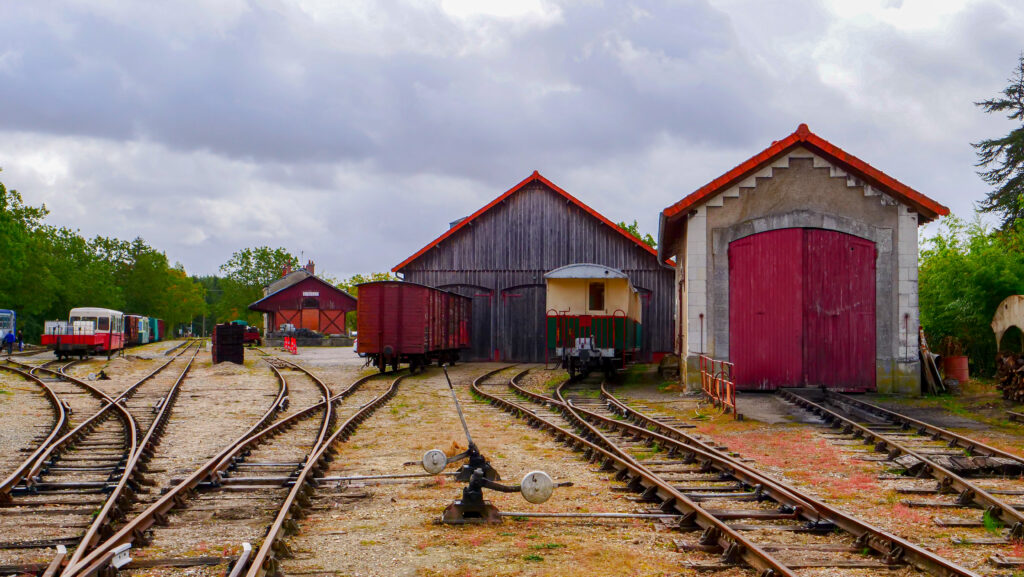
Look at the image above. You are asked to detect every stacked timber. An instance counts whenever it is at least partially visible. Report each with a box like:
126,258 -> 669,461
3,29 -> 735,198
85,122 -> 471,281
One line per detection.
996,352 -> 1024,401
212,323 -> 244,365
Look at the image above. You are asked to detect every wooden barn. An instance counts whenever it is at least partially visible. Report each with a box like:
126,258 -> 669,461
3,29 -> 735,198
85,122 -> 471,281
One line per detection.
659,124 -> 949,394
249,261 -> 357,335
393,171 -> 675,363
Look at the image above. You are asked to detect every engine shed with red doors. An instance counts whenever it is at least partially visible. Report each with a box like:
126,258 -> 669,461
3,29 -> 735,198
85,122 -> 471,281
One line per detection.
392,171 -> 675,363
658,124 -> 949,394
249,266 -> 357,335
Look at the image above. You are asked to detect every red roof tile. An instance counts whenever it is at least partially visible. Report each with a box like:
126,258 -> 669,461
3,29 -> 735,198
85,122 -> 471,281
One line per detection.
661,123 -> 950,221
393,171 -> 669,272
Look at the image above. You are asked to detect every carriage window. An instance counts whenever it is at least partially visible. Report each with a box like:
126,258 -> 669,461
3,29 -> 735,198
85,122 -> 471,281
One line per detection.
98,317 -> 110,331
589,282 -> 605,310
302,297 -> 319,308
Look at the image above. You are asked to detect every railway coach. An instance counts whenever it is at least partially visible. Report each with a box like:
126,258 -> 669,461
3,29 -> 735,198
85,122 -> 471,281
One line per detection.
0,309 -> 15,341
356,281 -> 471,373
41,307 -> 126,359
546,264 -> 642,377
125,315 -> 150,346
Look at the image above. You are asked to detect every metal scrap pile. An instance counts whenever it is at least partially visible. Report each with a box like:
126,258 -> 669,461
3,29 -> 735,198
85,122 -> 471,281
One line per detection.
996,352 -> 1024,401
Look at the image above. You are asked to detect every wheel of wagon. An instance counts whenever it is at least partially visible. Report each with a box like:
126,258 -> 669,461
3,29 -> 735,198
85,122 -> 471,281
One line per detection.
410,358 -> 420,374
377,354 -> 387,374
390,356 -> 399,372
567,357 -> 577,379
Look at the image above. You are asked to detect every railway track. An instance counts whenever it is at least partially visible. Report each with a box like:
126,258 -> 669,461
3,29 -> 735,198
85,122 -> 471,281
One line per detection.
66,359 -> 404,577
473,369 -> 978,577
0,342 -> 202,572
779,389 -> 1024,554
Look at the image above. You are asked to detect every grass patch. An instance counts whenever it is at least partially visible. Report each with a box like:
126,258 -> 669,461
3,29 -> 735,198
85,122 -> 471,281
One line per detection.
530,543 -> 565,550
984,510 -> 1004,535
522,554 -> 544,562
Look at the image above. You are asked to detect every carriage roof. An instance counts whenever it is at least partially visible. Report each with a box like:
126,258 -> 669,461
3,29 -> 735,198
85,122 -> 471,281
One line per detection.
69,307 -> 124,318
544,264 -> 634,289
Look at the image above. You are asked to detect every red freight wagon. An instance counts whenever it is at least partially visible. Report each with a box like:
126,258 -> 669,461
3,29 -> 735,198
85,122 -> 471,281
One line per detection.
356,281 -> 471,373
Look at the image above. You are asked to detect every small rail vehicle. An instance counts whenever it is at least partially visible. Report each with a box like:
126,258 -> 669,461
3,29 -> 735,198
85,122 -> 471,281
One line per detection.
545,263 -> 642,377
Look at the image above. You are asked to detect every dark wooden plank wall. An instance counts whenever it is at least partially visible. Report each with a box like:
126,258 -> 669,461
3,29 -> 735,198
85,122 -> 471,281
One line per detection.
400,181 -> 674,362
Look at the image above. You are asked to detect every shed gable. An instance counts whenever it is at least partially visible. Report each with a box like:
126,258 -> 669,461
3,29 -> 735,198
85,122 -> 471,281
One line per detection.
399,180 -> 663,273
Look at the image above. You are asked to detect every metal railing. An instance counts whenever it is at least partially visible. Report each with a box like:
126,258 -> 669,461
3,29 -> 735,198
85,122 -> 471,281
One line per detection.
699,355 -> 737,418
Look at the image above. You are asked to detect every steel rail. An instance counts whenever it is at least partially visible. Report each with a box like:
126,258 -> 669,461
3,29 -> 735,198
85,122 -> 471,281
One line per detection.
552,378 -> 800,577
473,371 -> 794,577
64,354 -> 295,577
780,388 -> 1024,540
13,343 -> 198,484
68,363 -> 402,577
597,383 -> 980,577
824,391 -> 1024,465
63,343 -> 204,572
1,359 -> 122,491
243,371 -> 406,577
0,363 -> 69,502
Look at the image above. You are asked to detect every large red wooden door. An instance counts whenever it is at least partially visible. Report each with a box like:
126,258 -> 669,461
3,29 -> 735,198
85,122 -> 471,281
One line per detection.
729,229 -> 804,389
729,228 -> 876,391
803,230 -> 876,390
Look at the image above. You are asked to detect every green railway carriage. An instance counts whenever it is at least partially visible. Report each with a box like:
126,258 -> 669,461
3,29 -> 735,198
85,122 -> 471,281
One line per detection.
545,264 -> 642,377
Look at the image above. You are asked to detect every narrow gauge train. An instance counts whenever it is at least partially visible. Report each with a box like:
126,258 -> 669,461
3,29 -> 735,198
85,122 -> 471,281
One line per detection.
0,309 -> 15,341
356,281 -> 471,373
545,263 -> 642,378
125,315 -> 151,346
41,307 -> 126,359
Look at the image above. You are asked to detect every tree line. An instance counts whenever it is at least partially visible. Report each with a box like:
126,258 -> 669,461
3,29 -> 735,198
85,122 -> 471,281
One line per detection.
0,175 -> 206,340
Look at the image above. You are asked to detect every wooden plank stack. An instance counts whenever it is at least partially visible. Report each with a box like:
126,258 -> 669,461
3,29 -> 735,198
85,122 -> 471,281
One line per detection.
996,352 -> 1024,401
212,323 -> 244,365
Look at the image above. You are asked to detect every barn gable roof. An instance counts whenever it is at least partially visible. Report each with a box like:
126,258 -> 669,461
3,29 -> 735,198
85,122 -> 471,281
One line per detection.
658,124 -> 950,256
248,274 -> 356,312
392,171 -> 668,272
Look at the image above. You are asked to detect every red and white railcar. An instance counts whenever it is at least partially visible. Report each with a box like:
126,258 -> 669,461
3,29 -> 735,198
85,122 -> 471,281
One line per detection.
42,307 -> 126,359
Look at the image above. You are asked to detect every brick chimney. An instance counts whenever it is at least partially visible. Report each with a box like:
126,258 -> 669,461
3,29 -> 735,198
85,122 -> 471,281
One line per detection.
282,262 -> 292,277
306,260 -> 315,275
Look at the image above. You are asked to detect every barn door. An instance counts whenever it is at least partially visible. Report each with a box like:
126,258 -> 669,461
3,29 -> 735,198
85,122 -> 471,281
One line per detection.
440,284 -> 493,361
502,284 -> 545,362
729,228 -> 876,391
729,229 -> 805,389
300,308 -> 319,332
803,230 -> 876,391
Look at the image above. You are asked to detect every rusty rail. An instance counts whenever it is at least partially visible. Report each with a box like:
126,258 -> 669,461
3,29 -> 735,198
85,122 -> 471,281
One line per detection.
598,383 -> 979,577
64,342 -> 203,572
0,363 -> 69,502
243,370 -> 406,577
699,355 -> 737,417
475,371 -> 796,577
780,388 -> 1024,541
68,360 -> 402,577
825,391 -> 1024,466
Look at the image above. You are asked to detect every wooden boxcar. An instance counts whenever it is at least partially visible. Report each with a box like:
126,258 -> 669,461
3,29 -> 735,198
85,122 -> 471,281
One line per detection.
41,307 -> 125,359
356,281 -> 471,372
545,264 -> 642,377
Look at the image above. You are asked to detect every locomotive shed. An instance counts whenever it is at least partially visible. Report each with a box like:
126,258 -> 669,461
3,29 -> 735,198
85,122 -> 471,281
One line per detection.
659,124 -> 950,394
5,345 -> 1024,576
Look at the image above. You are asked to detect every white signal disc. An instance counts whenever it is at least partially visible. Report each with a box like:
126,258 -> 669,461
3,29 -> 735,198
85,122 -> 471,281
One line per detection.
520,471 -> 554,504
422,449 -> 448,474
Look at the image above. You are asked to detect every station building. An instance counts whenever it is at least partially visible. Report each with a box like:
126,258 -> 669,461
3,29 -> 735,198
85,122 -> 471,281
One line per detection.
658,124 -> 949,394
250,261 -> 357,335
393,171 -> 675,363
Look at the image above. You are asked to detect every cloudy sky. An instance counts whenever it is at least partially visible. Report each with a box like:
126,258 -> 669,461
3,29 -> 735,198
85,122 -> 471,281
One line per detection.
1,0 -> 1021,278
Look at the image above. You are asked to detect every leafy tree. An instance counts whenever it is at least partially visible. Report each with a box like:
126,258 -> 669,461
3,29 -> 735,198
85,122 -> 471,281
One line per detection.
919,214 -> 1024,374
975,54 -> 1024,228
617,220 -> 657,249
217,247 -> 298,327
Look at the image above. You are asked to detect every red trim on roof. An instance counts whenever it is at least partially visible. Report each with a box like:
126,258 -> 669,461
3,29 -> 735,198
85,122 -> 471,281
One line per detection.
661,123 -> 950,221
393,171 -> 671,272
